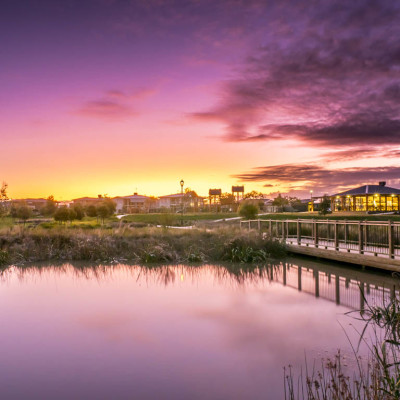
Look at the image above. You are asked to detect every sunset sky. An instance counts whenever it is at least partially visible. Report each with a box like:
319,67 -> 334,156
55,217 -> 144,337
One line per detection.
2,0 -> 400,200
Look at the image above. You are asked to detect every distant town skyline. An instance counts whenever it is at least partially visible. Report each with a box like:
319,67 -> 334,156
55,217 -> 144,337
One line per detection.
2,0 -> 400,200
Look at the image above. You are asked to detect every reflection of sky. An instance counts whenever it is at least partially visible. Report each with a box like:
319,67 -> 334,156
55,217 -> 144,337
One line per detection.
2,1 -> 400,199
0,263 -> 376,399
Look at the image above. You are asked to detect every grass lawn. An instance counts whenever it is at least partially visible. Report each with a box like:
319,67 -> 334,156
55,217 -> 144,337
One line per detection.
120,212 -> 238,225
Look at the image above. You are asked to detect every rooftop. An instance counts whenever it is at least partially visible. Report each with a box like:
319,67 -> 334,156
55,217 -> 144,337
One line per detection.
334,182 -> 400,196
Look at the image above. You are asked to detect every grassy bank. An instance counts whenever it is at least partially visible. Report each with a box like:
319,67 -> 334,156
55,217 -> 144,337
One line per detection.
0,226 -> 286,266
120,212 -> 238,225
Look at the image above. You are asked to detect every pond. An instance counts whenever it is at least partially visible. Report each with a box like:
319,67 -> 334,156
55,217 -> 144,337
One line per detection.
0,258 -> 397,399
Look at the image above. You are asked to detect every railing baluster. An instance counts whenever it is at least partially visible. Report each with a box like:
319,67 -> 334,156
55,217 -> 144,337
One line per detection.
334,221 -> 338,250
358,221 -> 363,254
297,219 -> 301,245
389,220 -> 394,259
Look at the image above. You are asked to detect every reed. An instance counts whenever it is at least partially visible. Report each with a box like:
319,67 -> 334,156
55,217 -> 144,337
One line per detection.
284,289 -> 400,399
0,226 -> 286,265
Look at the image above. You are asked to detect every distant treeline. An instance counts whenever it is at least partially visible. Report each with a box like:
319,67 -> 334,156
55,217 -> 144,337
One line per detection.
9,197 -> 116,224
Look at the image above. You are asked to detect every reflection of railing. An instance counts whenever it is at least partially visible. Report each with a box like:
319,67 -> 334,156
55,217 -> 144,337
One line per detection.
271,261 -> 399,311
241,219 -> 400,258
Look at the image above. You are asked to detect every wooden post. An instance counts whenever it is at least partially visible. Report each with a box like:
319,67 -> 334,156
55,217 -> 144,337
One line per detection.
283,263 -> 287,286
298,266 -> 302,291
364,223 -> 368,249
360,282 -> 365,315
269,220 -> 272,237
282,220 -> 286,240
358,221 -> 364,254
389,220 -> 394,259
315,270 -> 319,298
344,220 -> 348,246
335,275 -> 340,305
297,220 -> 301,245
258,219 -> 260,230
314,220 -> 319,248
334,221 -> 339,250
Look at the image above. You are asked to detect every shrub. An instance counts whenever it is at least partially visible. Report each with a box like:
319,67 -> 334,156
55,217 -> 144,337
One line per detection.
238,201 -> 259,220
54,207 -> 70,224
0,249 -> 9,265
16,205 -> 32,224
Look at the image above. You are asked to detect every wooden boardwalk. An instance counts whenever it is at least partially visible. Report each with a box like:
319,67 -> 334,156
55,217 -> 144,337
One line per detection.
241,219 -> 400,272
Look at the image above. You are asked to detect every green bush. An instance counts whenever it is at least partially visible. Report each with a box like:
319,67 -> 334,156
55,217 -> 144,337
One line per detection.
238,201 -> 259,220
0,249 -> 9,265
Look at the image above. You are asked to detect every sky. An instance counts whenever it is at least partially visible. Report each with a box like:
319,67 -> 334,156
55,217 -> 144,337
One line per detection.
1,0 -> 400,200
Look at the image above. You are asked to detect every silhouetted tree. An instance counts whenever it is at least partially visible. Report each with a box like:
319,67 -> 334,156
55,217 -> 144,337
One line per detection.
72,204 -> 84,220
0,182 -> 8,217
102,198 -> 116,215
272,194 -> 289,211
54,207 -> 70,224
42,195 -> 57,216
244,191 -> 264,199
16,205 -> 32,225
67,208 -> 77,223
319,195 -> 332,216
86,205 -> 97,218
96,204 -> 110,224
220,192 -> 235,206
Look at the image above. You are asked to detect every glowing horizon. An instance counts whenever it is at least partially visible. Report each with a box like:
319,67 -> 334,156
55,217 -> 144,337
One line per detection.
2,1 -> 400,201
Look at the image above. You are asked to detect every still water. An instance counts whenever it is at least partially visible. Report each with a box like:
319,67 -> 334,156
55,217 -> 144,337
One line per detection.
0,258 -> 398,399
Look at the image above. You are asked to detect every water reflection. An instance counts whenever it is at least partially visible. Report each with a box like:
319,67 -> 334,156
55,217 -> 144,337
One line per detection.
2,259 -> 397,311
0,259 -> 397,399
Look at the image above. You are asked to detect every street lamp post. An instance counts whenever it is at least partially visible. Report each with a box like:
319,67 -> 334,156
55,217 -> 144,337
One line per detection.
180,179 -> 184,223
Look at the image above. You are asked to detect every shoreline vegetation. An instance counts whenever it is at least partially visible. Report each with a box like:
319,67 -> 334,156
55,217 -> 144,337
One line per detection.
2,208 -> 400,267
0,226 -> 287,266
285,294 -> 400,400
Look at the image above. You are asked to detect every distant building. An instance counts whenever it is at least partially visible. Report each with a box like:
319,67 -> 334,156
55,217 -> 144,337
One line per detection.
113,193 -> 154,213
71,197 -> 102,207
331,182 -> 400,212
12,198 -> 47,211
157,193 -> 204,212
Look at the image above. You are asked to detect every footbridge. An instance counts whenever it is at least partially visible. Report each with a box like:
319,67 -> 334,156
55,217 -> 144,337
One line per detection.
241,219 -> 400,272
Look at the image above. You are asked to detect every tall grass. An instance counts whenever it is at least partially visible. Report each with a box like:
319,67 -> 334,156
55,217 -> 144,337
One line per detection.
284,289 -> 400,399
0,226 -> 286,265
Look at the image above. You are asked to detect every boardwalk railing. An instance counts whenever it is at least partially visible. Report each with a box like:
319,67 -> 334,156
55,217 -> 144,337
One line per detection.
240,219 -> 400,259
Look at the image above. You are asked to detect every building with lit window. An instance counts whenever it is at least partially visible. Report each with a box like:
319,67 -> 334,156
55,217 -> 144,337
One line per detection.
331,182 -> 400,212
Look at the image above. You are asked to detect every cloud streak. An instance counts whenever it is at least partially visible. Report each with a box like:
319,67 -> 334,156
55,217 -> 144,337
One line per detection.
192,0 -> 400,149
235,163 -> 400,195
75,86 -> 157,120
76,100 -> 136,119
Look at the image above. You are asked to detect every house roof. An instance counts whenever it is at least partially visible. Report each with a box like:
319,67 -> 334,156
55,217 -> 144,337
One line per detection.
114,194 -> 151,200
159,193 -> 185,199
334,185 -> 400,196
13,198 -> 47,202
72,197 -> 100,201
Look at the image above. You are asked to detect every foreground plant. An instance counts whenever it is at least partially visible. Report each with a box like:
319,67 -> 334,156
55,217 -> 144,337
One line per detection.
285,289 -> 400,400
0,227 -> 286,265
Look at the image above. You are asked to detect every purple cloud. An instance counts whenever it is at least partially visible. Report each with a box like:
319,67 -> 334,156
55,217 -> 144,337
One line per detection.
76,100 -> 136,119
192,0 -> 400,149
235,164 -> 400,195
